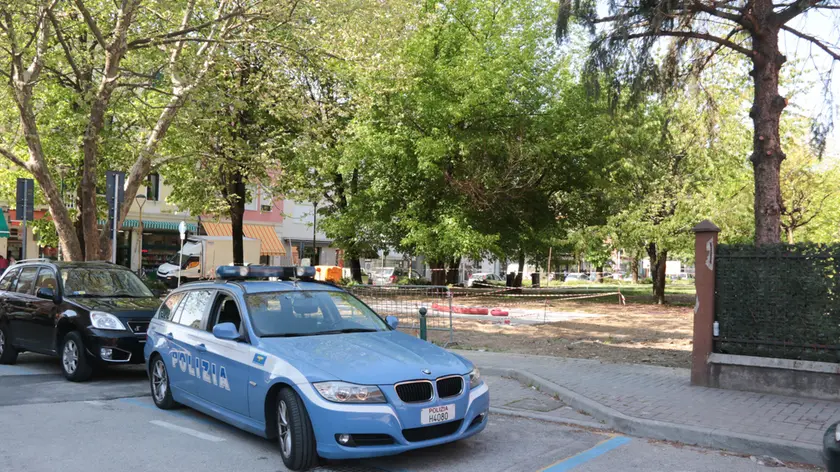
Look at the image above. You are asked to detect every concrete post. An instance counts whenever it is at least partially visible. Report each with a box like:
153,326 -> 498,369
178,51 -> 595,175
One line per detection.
691,220 -> 720,386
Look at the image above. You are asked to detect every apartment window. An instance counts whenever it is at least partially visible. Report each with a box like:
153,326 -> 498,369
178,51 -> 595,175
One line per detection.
146,173 -> 160,201
244,185 -> 258,211
260,194 -> 272,213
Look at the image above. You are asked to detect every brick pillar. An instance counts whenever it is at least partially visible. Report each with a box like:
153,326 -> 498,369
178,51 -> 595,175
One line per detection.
691,220 -> 720,386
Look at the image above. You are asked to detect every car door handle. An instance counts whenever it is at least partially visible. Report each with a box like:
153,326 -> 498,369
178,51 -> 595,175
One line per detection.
164,332 -> 174,340
195,343 -> 207,352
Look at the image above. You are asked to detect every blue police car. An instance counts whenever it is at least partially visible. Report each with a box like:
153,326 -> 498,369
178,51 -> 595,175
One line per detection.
144,266 -> 489,470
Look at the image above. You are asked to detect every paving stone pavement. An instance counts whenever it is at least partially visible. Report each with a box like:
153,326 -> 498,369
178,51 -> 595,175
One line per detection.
462,350 -> 840,448
484,374 -> 594,424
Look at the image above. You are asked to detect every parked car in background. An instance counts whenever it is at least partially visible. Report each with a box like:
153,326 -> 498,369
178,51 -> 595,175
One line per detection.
371,267 -> 423,285
564,272 -> 587,281
466,273 -> 504,288
0,260 -> 160,381
341,267 -> 369,283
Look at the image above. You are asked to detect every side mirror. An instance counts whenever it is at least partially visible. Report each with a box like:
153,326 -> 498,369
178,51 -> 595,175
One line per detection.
386,315 -> 399,330
36,287 -> 60,304
212,322 -> 240,341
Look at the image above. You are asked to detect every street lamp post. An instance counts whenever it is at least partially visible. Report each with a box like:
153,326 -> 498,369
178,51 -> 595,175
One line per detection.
136,194 -> 147,276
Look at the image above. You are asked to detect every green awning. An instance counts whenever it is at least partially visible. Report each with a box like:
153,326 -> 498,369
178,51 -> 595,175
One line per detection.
0,211 -> 8,238
97,219 -> 198,232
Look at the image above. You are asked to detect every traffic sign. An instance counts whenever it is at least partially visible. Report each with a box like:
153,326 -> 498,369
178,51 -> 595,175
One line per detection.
15,178 -> 34,221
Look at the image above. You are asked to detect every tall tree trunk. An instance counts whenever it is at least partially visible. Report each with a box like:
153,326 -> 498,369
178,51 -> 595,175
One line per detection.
654,250 -> 667,304
349,256 -> 363,283
785,226 -> 795,244
430,260 -> 446,285
228,169 -> 246,266
630,256 -> 639,284
514,249 -> 525,287
750,22 -> 786,246
596,265 -> 604,283
647,243 -> 667,304
446,257 -> 460,285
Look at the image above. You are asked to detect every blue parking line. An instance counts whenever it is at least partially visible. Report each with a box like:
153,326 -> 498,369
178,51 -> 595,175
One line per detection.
540,436 -> 631,472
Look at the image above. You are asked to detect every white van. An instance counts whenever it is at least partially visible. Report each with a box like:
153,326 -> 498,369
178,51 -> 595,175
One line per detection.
156,236 -> 261,287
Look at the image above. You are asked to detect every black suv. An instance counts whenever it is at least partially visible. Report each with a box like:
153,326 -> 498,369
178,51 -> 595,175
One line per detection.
0,260 -> 161,381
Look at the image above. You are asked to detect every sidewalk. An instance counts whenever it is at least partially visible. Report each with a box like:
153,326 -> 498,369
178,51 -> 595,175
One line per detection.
457,350 -> 839,465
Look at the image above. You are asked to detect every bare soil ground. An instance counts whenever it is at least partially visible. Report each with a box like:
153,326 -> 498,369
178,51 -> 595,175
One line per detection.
425,300 -> 694,368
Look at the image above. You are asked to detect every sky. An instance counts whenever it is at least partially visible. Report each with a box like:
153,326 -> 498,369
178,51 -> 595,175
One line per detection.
781,8 -> 839,157
587,1 -> 840,157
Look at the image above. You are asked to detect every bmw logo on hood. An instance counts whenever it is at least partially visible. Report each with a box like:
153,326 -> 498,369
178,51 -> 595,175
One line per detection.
422,369 -> 431,375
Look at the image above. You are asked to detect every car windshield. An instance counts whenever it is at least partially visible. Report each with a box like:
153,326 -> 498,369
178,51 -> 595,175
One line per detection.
245,291 -> 389,337
62,268 -> 154,298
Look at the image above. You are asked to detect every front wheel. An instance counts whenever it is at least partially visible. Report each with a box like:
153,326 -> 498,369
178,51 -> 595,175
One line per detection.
150,355 -> 178,409
0,324 -> 18,364
61,331 -> 93,382
277,388 -> 318,471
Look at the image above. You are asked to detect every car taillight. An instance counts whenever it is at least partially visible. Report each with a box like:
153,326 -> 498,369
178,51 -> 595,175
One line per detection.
389,275 -> 397,283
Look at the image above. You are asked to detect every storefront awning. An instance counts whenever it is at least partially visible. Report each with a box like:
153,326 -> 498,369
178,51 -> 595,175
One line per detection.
97,219 -> 198,232
0,211 -> 9,238
201,222 -> 287,256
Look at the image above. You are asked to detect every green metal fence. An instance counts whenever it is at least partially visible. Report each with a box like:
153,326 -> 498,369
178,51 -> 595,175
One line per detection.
714,243 -> 840,362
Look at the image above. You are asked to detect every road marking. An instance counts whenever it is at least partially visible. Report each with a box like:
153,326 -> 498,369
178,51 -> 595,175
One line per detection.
539,436 -> 631,472
0,365 -> 50,376
122,398 -> 225,428
150,420 -> 225,442
84,401 -> 105,406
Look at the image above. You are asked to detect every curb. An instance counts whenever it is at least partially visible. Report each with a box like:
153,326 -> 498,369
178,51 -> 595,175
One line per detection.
482,367 -> 822,465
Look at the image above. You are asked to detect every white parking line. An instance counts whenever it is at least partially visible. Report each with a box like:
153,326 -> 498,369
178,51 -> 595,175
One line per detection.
84,401 -> 105,406
149,420 -> 226,442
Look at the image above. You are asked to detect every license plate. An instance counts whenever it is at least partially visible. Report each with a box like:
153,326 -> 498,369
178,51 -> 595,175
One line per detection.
421,404 -> 455,425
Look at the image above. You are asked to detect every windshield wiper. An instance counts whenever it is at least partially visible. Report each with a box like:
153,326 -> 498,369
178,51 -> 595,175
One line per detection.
317,328 -> 379,335
262,333 -> 319,338
68,294 -> 111,298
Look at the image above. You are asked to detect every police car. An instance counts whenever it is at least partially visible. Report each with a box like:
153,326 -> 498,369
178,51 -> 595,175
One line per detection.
144,266 -> 489,471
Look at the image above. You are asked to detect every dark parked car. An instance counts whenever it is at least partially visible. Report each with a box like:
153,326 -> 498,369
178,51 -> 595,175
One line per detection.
0,260 -> 160,381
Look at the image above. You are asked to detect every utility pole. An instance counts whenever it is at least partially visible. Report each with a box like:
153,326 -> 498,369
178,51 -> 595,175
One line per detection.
547,247 -> 552,283
311,201 -> 317,266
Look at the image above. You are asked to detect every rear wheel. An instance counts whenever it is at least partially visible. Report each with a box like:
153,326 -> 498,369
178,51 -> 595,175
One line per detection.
60,331 -> 93,382
0,324 -> 18,365
150,355 -> 178,409
277,388 -> 318,471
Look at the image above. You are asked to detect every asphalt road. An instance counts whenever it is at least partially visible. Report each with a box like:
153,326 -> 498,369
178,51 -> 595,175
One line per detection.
0,353 -> 819,472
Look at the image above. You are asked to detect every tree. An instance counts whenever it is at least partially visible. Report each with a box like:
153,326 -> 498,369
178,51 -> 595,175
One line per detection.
338,0 -> 617,286
557,0 -> 840,245
779,126 -> 840,243
0,0 -> 272,261
163,47 -> 285,265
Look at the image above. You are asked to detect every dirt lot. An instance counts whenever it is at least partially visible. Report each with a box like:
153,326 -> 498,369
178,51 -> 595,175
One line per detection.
425,300 -> 694,368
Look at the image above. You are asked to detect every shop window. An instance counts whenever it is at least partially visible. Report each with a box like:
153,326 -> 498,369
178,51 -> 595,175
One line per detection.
146,173 -> 160,201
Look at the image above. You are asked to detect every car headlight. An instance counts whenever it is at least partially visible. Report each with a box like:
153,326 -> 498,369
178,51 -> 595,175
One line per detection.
90,311 -> 126,331
313,381 -> 386,403
469,368 -> 482,389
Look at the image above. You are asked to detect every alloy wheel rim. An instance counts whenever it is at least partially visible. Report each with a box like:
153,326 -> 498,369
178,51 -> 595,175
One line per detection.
278,400 -> 291,457
152,360 -> 167,402
62,340 -> 78,374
